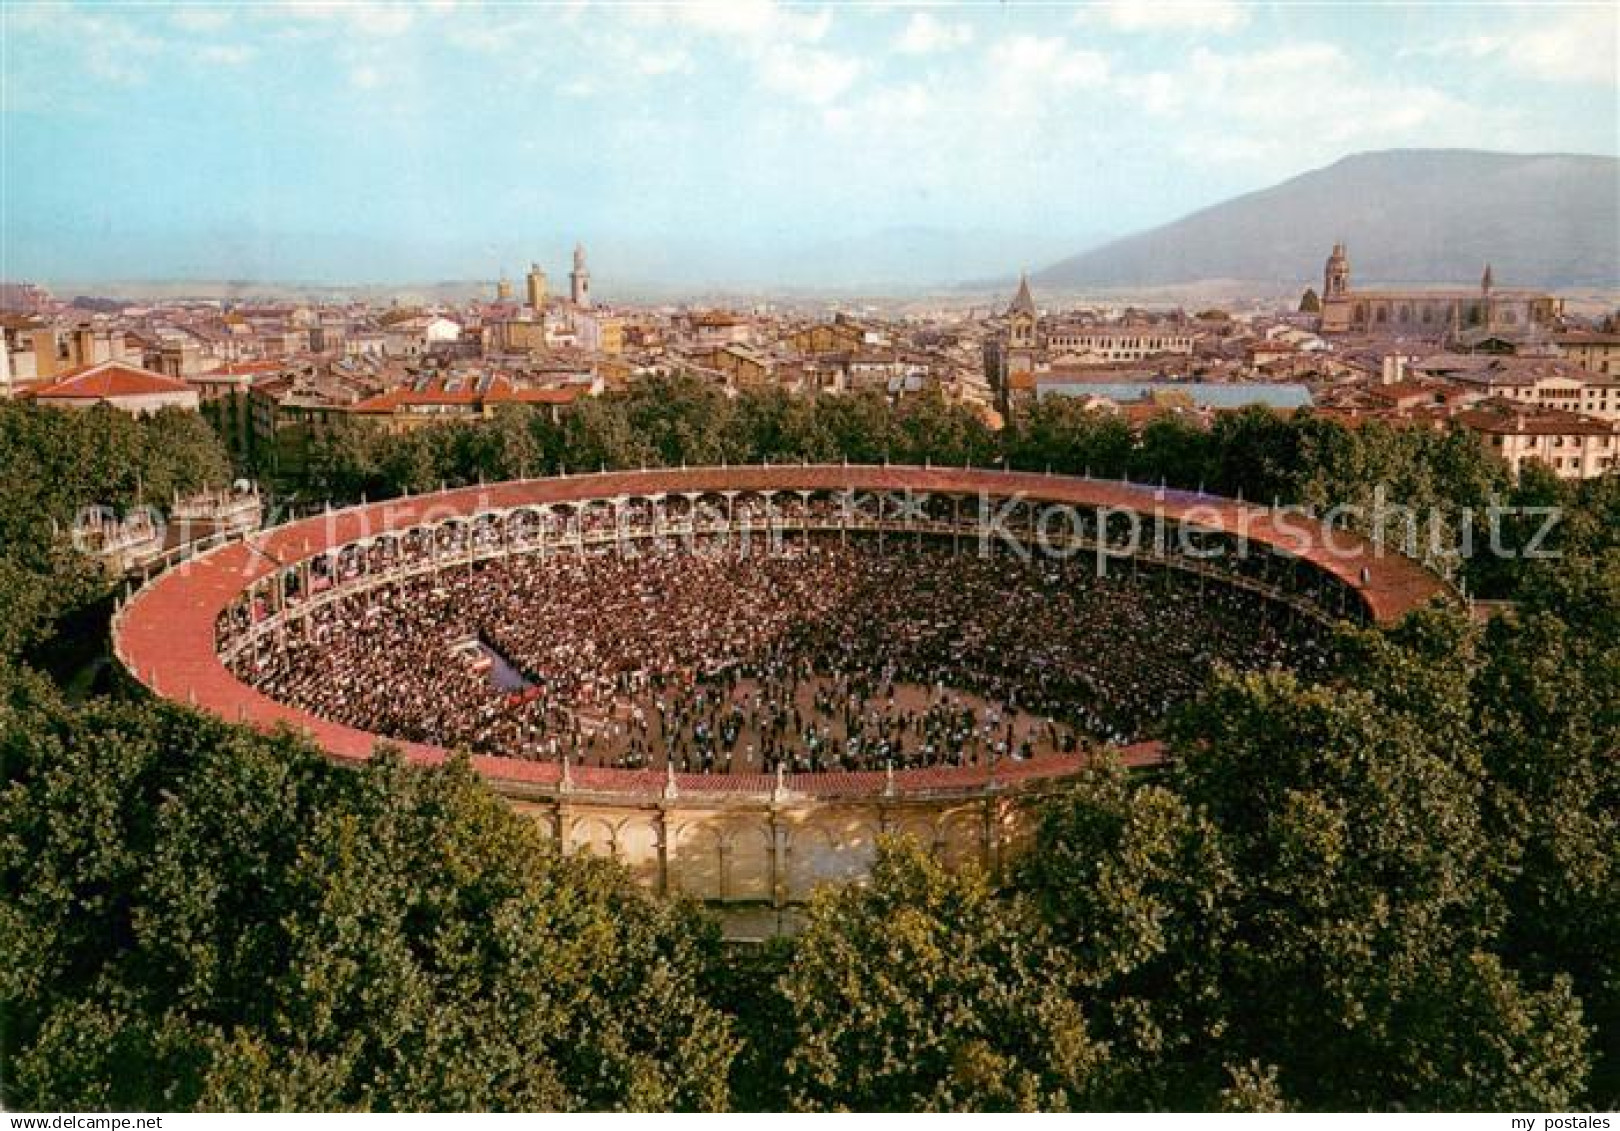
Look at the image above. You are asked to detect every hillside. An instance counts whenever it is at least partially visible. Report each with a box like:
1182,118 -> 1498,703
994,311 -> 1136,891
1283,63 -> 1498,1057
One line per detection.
1033,150 -> 1620,291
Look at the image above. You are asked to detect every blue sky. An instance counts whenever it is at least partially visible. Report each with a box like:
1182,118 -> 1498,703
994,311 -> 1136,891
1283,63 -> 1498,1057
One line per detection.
2,1 -> 1616,289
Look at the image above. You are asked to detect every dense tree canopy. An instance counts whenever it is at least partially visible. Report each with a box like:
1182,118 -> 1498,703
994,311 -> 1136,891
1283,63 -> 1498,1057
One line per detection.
776,840 -> 1107,1112
0,402 -> 232,658
0,668 -> 735,1111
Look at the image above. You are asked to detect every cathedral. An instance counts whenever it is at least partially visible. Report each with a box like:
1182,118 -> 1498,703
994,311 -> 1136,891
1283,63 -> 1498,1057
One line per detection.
1314,243 -> 1561,336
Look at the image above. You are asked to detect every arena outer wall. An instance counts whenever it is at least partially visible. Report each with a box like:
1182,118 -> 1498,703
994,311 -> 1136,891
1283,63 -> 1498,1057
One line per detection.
112,465 -> 1451,936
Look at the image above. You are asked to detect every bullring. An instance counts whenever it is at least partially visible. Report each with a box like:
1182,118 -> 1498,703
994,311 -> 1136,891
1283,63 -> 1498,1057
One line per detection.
113,464 -> 1450,937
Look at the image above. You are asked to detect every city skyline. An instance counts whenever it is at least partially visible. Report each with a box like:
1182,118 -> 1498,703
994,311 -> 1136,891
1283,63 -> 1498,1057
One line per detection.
3,1 -> 1617,288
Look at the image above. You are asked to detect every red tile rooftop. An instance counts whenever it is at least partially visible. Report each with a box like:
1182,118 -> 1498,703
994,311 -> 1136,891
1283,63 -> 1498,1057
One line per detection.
27,360 -> 193,399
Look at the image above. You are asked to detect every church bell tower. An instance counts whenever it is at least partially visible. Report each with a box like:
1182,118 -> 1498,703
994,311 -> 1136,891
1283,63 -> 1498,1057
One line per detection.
1324,242 -> 1350,300
570,242 -> 591,308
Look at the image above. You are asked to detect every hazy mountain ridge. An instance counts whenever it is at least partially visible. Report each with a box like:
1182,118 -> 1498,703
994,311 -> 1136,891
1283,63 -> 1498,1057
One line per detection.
1033,150 -> 1620,292
35,226 -> 1097,303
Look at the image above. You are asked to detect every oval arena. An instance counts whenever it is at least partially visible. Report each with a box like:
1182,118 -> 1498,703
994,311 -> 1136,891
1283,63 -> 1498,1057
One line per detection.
113,465 -> 1450,937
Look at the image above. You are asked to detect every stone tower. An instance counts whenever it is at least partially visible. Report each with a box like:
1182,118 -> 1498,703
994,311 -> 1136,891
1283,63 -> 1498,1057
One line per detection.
570,243 -> 591,308
1007,272 -> 1038,349
1317,243 -> 1353,333
525,263 -> 549,312
1324,242 -> 1350,300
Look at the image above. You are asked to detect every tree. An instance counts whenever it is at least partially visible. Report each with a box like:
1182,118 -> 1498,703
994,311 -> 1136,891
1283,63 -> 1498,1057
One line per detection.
814,389 -> 898,465
303,415 -> 384,503
557,396 -> 659,473
733,387 -> 838,463
1166,661 -> 1592,1109
1473,551 -> 1620,1100
0,401 -> 232,658
777,838 -> 1108,1112
1204,406 -> 1304,503
0,676 -> 736,1111
1017,761 -> 1234,1108
890,391 -> 996,468
623,375 -> 748,467
1130,415 -> 1213,490
1005,396 -> 1134,477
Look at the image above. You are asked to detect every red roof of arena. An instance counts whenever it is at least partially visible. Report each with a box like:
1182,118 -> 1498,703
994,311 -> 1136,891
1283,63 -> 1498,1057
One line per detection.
114,466 -> 1451,798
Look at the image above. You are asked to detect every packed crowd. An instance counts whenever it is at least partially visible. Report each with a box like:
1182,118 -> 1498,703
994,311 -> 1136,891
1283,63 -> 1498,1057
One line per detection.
231,534 -> 1333,772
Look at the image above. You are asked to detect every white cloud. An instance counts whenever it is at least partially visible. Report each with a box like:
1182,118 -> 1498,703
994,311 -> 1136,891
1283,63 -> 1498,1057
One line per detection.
627,0 -> 855,107
824,79 -> 936,131
349,64 -> 382,90
1117,70 -> 1182,115
666,1 -> 831,46
76,13 -> 165,85
1510,8 -> 1616,84
1087,1 -> 1249,35
896,12 -> 973,55
1161,43 -> 1519,167
445,23 -> 511,54
1408,8 -> 1617,86
989,35 -> 1111,90
197,44 -> 256,66
757,44 -> 861,105
171,9 -> 231,33
275,1 -> 416,38
632,45 -> 694,77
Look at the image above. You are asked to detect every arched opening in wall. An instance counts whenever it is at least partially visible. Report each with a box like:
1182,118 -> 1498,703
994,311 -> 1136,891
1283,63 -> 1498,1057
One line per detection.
506,506 -> 543,548
788,819 -> 878,902
568,816 -> 616,859
724,821 -> 775,903
434,517 -> 469,556
805,488 -> 843,529
732,489 -> 771,526
662,493 -> 696,527
400,526 -> 430,562
692,491 -> 730,531
334,542 -> 365,583
891,814 -> 941,855
937,807 -> 987,871
470,511 -> 502,553
670,822 -> 724,900
615,816 -> 662,888
620,495 -> 658,537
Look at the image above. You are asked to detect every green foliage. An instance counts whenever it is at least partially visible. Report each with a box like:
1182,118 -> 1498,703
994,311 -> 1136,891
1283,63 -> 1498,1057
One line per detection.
1016,762 -> 1233,1108
777,838 -> 1107,1112
1165,666 -> 1555,1108
1473,551 -> 1620,1101
1004,395 -> 1137,477
0,672 -> 735,1111
0,402 -> 231,656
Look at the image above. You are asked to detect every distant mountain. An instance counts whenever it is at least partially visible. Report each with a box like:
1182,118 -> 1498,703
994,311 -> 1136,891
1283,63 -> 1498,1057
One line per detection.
1033,150 -> 1620,292
35,226 -> 1106,302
